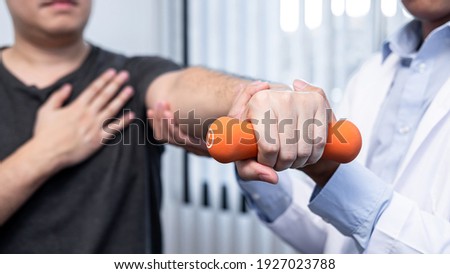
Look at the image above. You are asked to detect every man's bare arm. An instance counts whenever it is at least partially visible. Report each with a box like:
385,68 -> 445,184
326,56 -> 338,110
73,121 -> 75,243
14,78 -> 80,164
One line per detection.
0,137 -> 62,224
147,67 -> 251,137
146,66 -> 290,138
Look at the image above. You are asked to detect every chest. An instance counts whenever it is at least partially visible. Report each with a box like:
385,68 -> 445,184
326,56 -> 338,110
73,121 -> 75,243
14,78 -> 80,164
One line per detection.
0,84 -> 42,157
349,65 -> 450,217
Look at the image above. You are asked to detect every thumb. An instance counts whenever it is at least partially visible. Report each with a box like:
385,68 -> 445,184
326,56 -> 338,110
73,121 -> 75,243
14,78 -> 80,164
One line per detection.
293,79 -> 320,93
43,84 -> 72,110
228,81 -> 270,119
236,159 -> 279,184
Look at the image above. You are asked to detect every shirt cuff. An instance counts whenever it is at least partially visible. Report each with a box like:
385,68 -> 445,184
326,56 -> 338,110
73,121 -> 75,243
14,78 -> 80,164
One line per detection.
308,162 -> 393,249
237,174 -> 292,223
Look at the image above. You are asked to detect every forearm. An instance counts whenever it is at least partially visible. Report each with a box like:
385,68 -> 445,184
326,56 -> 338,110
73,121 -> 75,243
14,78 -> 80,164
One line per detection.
0,137 -> 61,225
173,67 -> 249,118
148,67 -> 290,138
148,67 -> 248,137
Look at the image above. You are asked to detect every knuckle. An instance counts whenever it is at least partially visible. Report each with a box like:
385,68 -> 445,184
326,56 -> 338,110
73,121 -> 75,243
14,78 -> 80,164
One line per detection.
290,159 -> 304,169
236,168 -> 251,181
245,83 -> 264,94
98,92 -> 111,103
108,82 -> 120,91
308,91 -> 323,101
259,142 -> 279,156
312,87 -> 326,96
273,165 -> 285,172
92,80 -> 105,91
312,90 -> 327,102
314,140 -> 326,151
307,153 -> 321,166
280,91 -> 292,102
278,150 -> 297,164
297,145 -> 312,159
82,132 -> 95,145
274,153 -> 296,171
250,90 -> 269,104
83,107 -> 97,119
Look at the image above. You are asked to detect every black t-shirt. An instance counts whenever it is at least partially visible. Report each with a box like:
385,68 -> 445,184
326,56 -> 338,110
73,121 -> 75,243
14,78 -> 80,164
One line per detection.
0,45 -> 180,253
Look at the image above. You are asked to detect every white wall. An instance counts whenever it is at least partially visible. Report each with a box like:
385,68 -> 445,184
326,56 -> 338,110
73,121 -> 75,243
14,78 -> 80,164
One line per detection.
0,0 -> 14,46
0,0 -> 181,58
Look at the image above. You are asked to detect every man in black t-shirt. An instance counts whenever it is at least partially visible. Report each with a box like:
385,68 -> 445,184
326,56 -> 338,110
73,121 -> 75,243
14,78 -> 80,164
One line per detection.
0,45 -> 181,253
0,0 -> 331,253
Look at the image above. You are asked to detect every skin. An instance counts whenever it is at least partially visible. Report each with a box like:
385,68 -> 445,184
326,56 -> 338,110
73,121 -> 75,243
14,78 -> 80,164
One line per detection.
402,0 -> 450,38
0,0 -> 330,224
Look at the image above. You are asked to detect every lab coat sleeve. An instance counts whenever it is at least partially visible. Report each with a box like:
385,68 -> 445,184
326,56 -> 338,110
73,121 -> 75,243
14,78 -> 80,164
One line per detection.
310,162 -> 450,253
239,171 -> 332,253
366,192 -> 450,253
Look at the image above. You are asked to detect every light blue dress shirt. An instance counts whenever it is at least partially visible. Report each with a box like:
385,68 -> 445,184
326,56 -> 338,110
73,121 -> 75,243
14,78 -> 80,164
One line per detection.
239,20 -> 450,249
366,20 -> 450,183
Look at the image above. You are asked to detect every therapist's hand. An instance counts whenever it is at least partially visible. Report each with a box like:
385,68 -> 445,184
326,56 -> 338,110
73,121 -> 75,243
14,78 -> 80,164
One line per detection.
292,79 -> 340,187
232,80 -> 330,184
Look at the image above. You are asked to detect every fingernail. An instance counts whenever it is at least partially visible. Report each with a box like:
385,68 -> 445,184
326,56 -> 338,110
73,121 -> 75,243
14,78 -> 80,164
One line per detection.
118,70 -> 130,80
294,79 -> 309,90
123,86 -> 133,95
258,173 -> 272,182
105,68 -> 116,76
62,83 -> 72,90
163,111 -> 172,118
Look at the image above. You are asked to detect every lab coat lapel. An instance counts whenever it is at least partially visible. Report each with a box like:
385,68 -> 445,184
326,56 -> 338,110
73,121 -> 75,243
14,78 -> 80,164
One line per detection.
357,55 -> 399,165
395,78 -> 450,182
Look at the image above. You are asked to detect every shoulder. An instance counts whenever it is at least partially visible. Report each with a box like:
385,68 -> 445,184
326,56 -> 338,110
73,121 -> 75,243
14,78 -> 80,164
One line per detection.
124,56 -> 181,92
91,45 -> 181,73
124,56 -> 181,76
91,44 -> 181,87
91,45 -> 180,69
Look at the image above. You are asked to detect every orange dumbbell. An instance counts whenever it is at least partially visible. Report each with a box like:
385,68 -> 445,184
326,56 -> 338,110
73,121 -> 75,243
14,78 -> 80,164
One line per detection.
206,116 -> 362,164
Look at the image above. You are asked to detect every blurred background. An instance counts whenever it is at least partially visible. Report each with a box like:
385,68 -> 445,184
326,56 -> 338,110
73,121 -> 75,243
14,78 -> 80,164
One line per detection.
0,0 -> 411,253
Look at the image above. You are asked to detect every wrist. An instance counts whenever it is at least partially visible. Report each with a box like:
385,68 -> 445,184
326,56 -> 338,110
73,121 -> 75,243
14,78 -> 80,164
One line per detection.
301,160 -> 340,187
27,136 -> 66,176
0,137 -> 63,191
269,83 -> 292,91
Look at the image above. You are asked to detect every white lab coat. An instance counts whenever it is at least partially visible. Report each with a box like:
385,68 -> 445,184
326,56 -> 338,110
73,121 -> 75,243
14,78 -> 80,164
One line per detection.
264,53 -> 450,253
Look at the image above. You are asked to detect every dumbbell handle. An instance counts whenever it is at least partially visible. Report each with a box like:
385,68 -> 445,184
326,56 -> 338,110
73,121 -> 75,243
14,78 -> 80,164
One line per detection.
206,116 -> 362,164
